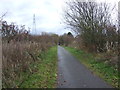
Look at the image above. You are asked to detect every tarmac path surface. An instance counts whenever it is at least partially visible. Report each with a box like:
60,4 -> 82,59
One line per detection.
57,46 -> 113,88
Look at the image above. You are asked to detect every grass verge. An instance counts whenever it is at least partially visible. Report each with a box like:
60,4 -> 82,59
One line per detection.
20,46 -> 57,88
64,46 -> 119,88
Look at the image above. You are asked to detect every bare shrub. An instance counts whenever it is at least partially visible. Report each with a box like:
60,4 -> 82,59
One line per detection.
1,20 -> 58,88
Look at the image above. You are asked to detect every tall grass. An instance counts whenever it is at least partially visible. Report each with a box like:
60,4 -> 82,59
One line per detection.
2,35 -> 55,88
2,36 -> 56,88
20,46 -> 57,88
1,20 -> 58,88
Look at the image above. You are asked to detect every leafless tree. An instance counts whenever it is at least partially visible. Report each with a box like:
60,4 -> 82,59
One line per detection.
63,0 -> 117,52
0,12 -> 7,21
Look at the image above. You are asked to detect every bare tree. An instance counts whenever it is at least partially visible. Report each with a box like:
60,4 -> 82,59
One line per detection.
63,0 -> 116,52
0,12 -> 7,21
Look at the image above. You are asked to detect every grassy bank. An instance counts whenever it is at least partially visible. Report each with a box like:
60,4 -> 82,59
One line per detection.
20,46 -> 57,88
64,46 -> 118,88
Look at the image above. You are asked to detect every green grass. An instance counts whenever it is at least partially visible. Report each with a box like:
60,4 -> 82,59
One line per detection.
64,46 -> 119,88
20,46 -> 57,88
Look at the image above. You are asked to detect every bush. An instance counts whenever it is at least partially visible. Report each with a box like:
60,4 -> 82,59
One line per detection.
1,20 -> 58,88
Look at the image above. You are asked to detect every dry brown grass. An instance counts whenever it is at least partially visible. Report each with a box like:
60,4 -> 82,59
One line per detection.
2,35 -> 56,88
0,20 -> 59,88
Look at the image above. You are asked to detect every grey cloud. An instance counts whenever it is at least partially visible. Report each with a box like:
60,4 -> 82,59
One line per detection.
0,0 -> 66,35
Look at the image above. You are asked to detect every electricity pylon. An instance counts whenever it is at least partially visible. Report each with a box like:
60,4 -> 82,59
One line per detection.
33,14 -> 36,35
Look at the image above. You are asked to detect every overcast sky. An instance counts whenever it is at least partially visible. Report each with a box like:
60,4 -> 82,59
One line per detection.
0,0 -> 68,35
0,0 -> 119,35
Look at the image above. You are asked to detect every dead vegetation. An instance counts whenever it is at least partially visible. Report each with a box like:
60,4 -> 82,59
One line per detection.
1,20 -> 58,88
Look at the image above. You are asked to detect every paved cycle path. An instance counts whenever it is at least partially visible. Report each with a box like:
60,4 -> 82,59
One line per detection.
57,46 -> 113,88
